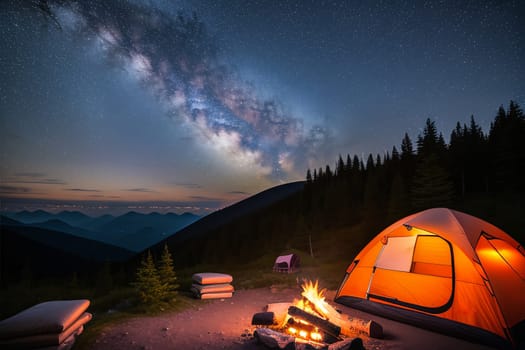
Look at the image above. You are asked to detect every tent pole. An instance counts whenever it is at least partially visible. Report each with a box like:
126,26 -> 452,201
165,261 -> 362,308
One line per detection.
366,244 -> 386,299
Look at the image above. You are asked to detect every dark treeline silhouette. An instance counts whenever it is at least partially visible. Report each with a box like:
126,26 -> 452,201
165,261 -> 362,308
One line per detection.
168,101 -> 525,268
304,100 -> 524,230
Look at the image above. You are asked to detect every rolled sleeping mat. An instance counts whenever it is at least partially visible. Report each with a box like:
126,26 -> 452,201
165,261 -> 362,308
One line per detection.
192,273 -> 233,285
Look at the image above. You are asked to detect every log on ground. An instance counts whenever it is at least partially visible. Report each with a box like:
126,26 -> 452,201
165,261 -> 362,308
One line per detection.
302,294 -> 383,338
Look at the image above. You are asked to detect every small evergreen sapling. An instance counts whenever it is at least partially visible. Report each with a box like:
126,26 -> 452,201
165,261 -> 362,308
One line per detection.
158,243 -> 179,302
133,250 -> 164,304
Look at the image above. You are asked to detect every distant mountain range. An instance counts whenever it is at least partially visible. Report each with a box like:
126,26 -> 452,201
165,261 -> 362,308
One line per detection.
0,181 -> 305,285
0,216 -> 134,261
1,210 -> 200,251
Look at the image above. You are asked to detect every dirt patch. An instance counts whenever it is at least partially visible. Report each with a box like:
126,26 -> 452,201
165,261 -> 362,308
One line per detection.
88,287 -> 299,350
85,287 -> 497,350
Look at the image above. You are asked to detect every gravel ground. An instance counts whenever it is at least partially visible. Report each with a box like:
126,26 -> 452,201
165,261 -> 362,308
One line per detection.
84,286 -> 498,350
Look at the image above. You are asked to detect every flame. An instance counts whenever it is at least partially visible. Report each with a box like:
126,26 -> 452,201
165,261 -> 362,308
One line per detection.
300,279 -> 329,317
285,279 -> 329,342
310,330 -> 323,341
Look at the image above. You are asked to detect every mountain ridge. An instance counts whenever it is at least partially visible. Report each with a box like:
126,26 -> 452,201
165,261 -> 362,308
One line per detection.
1,210 -> 200,252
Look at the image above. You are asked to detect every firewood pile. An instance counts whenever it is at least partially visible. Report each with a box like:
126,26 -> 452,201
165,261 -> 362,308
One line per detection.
250,281 -> 382,350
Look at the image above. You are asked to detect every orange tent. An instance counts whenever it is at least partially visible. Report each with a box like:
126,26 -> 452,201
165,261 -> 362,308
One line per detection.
335,208 -> 525,347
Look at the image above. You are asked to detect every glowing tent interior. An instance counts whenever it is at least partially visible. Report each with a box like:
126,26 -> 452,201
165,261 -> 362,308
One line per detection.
335,208 -> 525,348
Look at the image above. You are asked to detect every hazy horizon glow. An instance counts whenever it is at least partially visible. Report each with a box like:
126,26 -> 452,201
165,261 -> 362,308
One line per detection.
1,0 -> 524,215
0,197 -> 216,216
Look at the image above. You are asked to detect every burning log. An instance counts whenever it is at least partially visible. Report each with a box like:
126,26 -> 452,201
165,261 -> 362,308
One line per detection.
286,318 -> 316,335
265,302 -> 293,327
313,302 -> 382,339
300,281 -> 383,338
287,317 -> 338,344
252,279 -> 379,350
315,305 -> 382,339
288,306 -> 341,340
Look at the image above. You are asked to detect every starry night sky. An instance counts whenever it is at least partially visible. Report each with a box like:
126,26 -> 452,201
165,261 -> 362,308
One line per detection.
0,0 -> 523,215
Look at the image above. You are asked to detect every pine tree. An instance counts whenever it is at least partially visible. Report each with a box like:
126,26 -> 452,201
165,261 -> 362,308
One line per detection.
488,101 -> 525,193
158,243 -> 179,302
383,151 -> 391,164
417,118 -> 446,158
133,250 -> 164,305
306,169 -> 313,184
391,146 -> 400,161
352,155 -> 360,172
508,100 -> 523,121
365,154 -> 375,171
466,116 -> 488,193
399,133 -> 416,193
437,133 -> 446,152
346,154 -> 352,172
336,155 -> 345,176
449,121 -> 467,196
325,165 -> 333,178
401,133 -> 414,160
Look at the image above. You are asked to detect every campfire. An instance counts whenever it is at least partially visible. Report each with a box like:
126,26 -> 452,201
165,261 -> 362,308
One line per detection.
251,280 -> 382,349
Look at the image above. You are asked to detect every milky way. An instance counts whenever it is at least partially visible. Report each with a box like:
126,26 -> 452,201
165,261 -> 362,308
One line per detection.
51,0 -> 329,179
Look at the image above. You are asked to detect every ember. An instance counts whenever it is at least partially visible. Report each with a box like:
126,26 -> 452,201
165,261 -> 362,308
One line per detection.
251,280 -> 383,349
286,317 -> 322,341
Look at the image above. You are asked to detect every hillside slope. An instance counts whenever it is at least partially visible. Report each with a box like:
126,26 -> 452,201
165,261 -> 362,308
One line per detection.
147,181 -> 305,258
159,181 -> 304,245
0,220 -> 136,285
